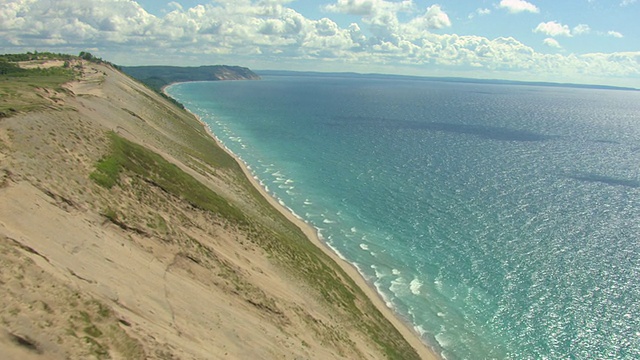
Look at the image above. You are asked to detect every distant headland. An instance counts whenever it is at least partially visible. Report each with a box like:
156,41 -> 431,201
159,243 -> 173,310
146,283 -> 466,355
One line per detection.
121,65 -> 260,92
257,70 -> 639,92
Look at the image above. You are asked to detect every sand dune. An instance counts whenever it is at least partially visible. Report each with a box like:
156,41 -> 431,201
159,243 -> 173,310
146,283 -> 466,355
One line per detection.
0,60 -> 436,359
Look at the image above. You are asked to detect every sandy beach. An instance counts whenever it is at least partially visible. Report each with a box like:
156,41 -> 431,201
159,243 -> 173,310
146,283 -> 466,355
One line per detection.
0,59 -> 437,359
177,99 -> 440,360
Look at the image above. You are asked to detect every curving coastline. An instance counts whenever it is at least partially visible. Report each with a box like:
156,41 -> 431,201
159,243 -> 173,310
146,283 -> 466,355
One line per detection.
0,58 -> 435,359
165,83 -> 440,360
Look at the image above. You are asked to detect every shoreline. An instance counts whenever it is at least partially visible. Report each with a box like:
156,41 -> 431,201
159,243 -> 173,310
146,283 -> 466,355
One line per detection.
164,84 -> 440,360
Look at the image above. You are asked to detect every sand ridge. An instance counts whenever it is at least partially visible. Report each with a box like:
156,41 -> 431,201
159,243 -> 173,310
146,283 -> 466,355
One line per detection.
0,60 -> 438,359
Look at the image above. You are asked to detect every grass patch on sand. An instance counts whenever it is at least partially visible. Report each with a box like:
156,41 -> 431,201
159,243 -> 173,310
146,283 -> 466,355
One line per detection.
92,132 -> 246,223
167,127 -> 422,359
84,65 -> 421,359
92,130 -> 419,359
0,63 -> 75,117
90,155 -> 121,188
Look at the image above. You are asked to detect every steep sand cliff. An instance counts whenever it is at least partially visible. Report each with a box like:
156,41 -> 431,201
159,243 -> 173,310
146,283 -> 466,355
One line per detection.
0,60 -> 436,359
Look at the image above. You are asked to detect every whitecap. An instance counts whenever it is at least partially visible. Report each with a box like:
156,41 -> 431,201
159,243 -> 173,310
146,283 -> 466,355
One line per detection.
350,227 -> 357,233
323,219 -> 335,224
372,280 -> 394,309
414,325 -> 427,336
435,331 -> 451,348
359,243 -> 369,251
326,242 -> 347,260
392,268 -> 401,275
434,279 -> 443,291
390,277 -> 407,296
410,278 -> 423,295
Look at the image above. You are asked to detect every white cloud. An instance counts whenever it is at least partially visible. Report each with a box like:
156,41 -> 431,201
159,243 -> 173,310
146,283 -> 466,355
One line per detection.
572,24 -> 591,35
534,21 -> 572,37
543,37 -> 561,48
324,0 -> 413,16
0,0 -> 638,87
620,0 -> 637,6
411,5 -> 451,30
498,0 -> 540,14
469,8 -> 491,19
167,2 -> 183,11
607,30 -> 624,38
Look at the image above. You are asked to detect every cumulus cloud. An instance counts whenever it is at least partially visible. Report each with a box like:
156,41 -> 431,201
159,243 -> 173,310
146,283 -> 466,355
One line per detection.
0,0 -> 638,86
543,38 -> 561,48
572,24 -> 591,35
469,8 -> 491,19
620,0 -> 637,6
324,0 -> 413,16
607,30 -> 624,38
534,21 -> 572,37
498,0 -> 540,14
410,5 -> 451,30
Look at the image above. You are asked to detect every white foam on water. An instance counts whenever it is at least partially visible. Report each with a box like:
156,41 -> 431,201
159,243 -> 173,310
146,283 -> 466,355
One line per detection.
372,278 -> 394,309
370,264 -> 383,278
414,324 -> 427,336
390,276 -> 408,297
434,279 -> 443,291
435,331 -> 451,348
359,243 -> 369,251
410,278 -> 423,295
325,241 -> 348,261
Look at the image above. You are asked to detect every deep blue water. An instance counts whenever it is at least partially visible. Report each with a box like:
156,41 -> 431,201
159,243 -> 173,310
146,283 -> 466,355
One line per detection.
166,75 -> 640,359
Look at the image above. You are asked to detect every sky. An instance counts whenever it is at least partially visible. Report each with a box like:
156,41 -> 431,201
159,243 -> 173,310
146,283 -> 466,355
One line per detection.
1,0 -> 639,87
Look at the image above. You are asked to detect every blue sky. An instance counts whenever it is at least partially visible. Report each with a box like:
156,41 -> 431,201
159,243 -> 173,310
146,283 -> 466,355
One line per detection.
1,0 -> 639,87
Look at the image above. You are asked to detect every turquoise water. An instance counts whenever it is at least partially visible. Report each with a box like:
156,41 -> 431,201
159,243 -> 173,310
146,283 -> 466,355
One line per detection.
166,75 -> 640,359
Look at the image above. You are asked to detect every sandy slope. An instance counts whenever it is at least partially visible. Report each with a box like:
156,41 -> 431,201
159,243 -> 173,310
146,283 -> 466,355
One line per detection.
0,61 -> 437,359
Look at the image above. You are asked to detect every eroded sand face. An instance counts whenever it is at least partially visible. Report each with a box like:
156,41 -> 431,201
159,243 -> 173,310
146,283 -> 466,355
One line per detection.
0,61 -> 435,359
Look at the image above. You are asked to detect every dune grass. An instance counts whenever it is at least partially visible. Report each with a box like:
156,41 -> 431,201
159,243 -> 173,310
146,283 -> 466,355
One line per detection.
90,129 -> 420,359
91,132 -> 246,224
2,55 -> 421,359
0,65 -> 75,117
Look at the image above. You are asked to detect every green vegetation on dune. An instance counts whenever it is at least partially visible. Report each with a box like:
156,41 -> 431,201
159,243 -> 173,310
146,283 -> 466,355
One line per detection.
0,56 -> 75,117
0,51 -> 75,63
91,131 -> 420,359
91,132 -> 247,224
119,79 -> 420,360
0,51 -> 421,359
